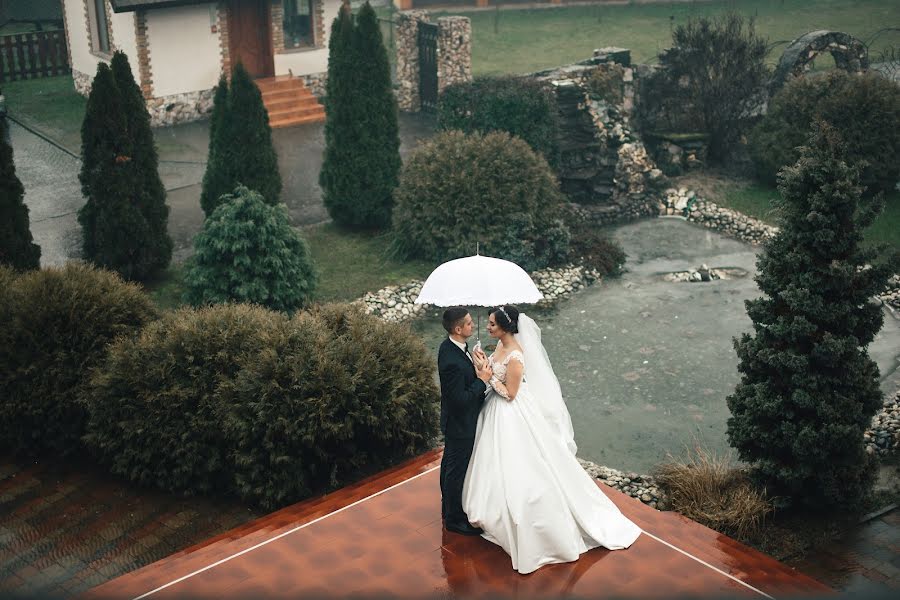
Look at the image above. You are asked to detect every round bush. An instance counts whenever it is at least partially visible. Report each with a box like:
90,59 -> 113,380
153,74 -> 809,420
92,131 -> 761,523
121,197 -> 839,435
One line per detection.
438,76 -> 560,168
185,185 -> 317,313
85,303 -> 440,509
0,263 -> 157,457
749,71 -> 900,196
392,130 -> 570,272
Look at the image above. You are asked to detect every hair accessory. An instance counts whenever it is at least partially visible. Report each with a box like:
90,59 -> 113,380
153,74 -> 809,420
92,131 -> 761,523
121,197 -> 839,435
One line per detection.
498,305 -> 512,324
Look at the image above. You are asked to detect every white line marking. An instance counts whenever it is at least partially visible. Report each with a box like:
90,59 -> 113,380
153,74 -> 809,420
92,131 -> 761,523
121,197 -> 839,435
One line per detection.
640,530 -> 775,599
131,467 -> 777,600
130,464 -> 442,600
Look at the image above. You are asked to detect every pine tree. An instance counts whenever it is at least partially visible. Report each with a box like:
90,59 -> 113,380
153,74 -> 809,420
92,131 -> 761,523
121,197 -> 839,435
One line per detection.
200,75 -> 230,214
0,120 -> 41,270
111,51 -> 172,275
185,185 -> 317,312
350,1 -> 400,228
78,62 -> 159,281
726,122 -> 898,510
320,3 -> 375,228
200,64 -> 281,216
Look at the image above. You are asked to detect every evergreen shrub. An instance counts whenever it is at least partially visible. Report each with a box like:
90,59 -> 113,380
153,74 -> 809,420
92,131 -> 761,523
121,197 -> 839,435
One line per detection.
438,76 -> 560,168
0,263 -> 157,457
85,303 -> 440,509
392,130 -> 570,271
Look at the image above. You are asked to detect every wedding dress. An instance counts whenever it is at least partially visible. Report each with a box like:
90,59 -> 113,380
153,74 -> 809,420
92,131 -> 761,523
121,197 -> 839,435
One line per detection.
461,314 -> 642,574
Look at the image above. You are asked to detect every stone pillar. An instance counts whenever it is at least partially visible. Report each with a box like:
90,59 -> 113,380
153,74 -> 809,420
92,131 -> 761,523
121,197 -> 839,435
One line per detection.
436,16 -> 471,95
395,10 -> 428,112
396,12 -> 472,113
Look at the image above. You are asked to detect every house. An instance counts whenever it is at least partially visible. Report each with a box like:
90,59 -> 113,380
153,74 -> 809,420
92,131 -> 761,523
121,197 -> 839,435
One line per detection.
61,0 -> 338,126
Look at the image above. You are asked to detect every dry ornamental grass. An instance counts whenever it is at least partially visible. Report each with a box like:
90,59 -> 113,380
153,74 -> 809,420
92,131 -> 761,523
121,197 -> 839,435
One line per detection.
653,445 -> 772,539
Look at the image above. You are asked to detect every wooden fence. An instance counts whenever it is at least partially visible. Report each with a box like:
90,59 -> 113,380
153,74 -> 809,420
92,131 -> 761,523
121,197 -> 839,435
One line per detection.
0,30 -> 70,83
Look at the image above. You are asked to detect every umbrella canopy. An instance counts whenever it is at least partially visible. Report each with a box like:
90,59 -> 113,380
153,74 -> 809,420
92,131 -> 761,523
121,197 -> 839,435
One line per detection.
415,254 -> 544,307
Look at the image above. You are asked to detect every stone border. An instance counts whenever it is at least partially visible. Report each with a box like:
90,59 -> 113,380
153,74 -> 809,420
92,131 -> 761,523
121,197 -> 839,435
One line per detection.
578,459 -> 664,508
866,390 -> 900,457
661,188 -> 778,246
358,263 -> 601,323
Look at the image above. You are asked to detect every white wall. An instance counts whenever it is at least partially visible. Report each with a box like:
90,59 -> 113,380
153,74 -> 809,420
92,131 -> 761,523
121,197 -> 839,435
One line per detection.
273,0 -> 340,76
64,1 -> 138,77
146,4 -> 220,97
64,0 -> 103,76
111,8 -> 138,70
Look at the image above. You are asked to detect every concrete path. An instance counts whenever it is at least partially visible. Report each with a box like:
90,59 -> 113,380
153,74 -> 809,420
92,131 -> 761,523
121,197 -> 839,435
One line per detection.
11,113 -> 437,266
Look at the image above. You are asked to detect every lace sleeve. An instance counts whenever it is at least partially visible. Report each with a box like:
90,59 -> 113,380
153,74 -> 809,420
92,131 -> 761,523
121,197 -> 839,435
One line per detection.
505,350 -> 525,367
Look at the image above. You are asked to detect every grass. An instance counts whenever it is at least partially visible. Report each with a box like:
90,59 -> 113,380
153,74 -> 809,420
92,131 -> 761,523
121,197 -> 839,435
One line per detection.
432,0 -> 900,76
300,223 -> 433,302
675,172 -> 900,260
653,444 -> 771,538
2,75 -> 86,153
145,224 -> 435,310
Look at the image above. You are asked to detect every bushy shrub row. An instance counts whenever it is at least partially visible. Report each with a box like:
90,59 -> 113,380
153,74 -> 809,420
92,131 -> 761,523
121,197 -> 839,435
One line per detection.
0,264 -> 157,457
1,267 -> 440,509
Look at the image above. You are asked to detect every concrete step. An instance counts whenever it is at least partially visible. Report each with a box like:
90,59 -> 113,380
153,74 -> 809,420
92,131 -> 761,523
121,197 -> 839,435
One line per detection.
270,110 -> 327,128
255,75 -> 326,127
265,95 -> 321,113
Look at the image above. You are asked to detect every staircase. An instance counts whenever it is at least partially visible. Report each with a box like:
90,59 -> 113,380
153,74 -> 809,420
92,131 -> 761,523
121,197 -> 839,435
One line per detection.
256,76 -> 325,128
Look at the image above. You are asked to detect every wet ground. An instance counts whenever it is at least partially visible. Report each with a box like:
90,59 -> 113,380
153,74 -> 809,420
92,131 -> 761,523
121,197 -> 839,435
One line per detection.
11,112 -> 437,265
412,218 -> 900,473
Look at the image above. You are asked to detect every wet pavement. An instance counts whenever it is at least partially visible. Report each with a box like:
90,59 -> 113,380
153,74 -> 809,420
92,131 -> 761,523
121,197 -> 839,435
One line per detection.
0,457 -> 260,598
411,218 -> 900,473
11,113 -> 437,265
789,505 -> 900,593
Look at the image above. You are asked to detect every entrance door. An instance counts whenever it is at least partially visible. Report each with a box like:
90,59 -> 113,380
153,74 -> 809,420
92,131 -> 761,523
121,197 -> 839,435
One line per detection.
228,0 -> 274,78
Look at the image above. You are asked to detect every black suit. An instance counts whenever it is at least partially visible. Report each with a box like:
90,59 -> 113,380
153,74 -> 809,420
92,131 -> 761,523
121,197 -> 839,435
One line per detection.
438,337 -> 487,530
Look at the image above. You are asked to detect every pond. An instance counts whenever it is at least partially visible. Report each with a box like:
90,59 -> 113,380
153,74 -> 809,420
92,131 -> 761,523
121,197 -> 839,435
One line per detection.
411,218 -> 900,473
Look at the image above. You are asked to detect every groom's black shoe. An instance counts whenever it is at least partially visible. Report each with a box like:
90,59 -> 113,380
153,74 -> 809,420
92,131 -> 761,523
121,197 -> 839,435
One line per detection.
446,521 -> 483,536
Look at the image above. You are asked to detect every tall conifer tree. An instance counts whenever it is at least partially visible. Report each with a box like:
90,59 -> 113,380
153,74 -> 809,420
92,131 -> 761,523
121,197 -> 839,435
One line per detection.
727,122 -> 897,509
78,62 -> 159,280
0,121 -> 41,270
111,51 -> 172,274
201,64 -> 281,216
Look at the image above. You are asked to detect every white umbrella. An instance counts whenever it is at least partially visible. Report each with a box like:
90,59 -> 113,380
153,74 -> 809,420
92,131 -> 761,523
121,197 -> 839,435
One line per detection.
415,254 -> 544,343
415,254 -> 544,307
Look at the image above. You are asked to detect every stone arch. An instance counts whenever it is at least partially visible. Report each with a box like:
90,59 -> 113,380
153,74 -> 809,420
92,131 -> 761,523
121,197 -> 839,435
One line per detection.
770,30 -> 869,95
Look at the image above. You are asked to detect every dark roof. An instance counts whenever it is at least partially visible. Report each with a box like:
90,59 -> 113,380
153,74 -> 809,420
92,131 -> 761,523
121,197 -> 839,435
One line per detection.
110,1 -> 216,13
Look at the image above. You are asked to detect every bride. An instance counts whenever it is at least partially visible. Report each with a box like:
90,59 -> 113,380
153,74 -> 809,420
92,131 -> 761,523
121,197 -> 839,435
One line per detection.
462,305 -> 642,575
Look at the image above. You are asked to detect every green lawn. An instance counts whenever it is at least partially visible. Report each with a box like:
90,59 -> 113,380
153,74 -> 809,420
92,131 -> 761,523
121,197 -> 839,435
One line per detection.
433,0 -> 900,76
300,223 -> 433,302
701,177 -> 900,260
146,223 -> 435,310
2,75 -> 86,153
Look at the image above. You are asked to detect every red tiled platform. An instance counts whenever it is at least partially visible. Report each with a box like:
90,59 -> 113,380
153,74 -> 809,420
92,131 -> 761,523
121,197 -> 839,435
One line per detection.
83,450 -> 831,599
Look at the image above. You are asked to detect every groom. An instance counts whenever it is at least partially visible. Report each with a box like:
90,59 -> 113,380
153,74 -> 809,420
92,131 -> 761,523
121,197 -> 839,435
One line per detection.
438,307 -> 493,536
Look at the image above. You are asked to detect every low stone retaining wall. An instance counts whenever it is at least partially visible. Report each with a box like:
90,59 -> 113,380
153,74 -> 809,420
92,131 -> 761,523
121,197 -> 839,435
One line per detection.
661,187 -> 778,246
359,263 -> 602,323
866,390 -> 900,457
578,458 -> 665,509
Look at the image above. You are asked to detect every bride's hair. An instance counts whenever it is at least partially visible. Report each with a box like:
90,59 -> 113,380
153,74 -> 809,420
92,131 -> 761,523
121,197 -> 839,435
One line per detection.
490,304 -> 520,334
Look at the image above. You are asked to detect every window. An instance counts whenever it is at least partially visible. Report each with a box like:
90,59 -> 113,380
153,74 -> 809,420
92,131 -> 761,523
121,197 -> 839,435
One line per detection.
88,0 -> 111,55
283,0 -> 314,49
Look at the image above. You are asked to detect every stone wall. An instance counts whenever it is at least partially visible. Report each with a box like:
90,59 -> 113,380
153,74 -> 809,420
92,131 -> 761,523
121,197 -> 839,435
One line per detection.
530,48 -> 665,226
71,68 -> 215,126
435,16 -> 471,95
395,11 -> 471,112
